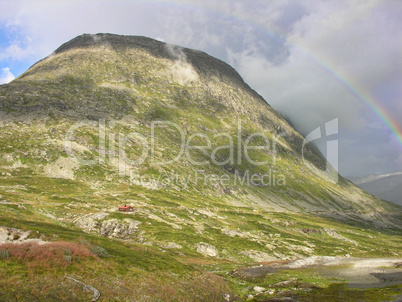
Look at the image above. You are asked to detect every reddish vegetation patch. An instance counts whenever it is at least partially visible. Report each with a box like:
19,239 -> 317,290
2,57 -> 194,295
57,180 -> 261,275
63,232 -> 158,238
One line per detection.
0,241 -> 95,269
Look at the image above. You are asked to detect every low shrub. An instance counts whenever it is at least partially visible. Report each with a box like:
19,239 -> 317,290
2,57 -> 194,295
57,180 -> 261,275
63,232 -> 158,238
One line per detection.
89,245 -> 109,258
0,241 -> 95,269
0,249 -> 9,259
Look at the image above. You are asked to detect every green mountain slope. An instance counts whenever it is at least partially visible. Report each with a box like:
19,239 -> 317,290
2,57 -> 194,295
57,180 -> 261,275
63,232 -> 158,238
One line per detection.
0,33 -> 401,301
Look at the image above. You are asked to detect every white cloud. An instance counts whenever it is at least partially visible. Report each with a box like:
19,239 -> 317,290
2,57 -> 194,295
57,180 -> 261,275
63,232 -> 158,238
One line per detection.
0,43 -> 33,61
0,68 -> 15,84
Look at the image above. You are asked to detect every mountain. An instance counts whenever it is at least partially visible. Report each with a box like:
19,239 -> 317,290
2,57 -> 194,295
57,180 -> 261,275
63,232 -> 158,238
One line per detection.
350,172 -> 402,206
0,33 -> 401,301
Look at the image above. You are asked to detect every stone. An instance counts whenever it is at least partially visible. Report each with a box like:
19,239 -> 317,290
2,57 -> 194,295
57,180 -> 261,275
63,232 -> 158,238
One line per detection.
160,242 -> 183,249
240,250 -> 277,262
196,242 -> 219,257
253,286 -> 266,293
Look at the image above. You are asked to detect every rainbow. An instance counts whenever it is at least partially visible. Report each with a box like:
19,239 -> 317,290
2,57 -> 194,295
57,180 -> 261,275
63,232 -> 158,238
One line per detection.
309,57 -> 402,146
156,1 -> 402,146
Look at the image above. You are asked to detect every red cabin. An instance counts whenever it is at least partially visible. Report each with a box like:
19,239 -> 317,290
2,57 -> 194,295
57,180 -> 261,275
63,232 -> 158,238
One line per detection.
119,205 -> 134,212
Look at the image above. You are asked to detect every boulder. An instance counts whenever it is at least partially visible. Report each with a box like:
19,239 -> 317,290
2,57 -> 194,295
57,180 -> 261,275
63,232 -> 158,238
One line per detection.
196,242 -> 219,257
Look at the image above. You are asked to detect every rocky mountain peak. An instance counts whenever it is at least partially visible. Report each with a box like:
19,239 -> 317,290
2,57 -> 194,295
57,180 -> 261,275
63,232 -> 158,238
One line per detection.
51,33 -> 250,89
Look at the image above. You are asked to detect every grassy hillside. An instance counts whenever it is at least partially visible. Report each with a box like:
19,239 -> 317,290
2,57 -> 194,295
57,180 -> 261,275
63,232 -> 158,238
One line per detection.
0,33 -> 401,301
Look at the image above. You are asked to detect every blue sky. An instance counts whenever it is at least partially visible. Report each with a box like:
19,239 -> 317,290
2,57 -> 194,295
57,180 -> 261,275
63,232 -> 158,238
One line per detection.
0,23 -> 31,79
0,0 -> 401,177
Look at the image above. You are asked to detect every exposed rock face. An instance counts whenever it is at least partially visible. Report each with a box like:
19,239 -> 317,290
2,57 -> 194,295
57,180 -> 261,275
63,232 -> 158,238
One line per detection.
239,250 -> 277,262
159,242 -> 183,249
100,219 -> 141,238
75,215 -> 99,233
0,227 -> 8,243
74,213 -> 141,239
253,286 -> 266,293
91,212 -> 109,220
196,243 -> 219,257
0,226 -> 46,244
